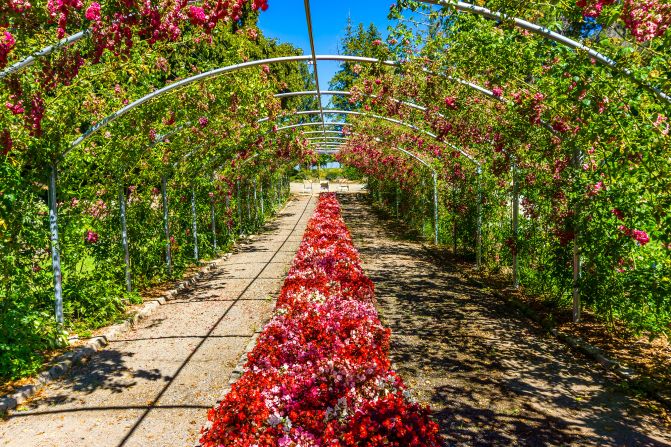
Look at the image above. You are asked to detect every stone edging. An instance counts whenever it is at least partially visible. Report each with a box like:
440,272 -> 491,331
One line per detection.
0,197 -> 296,416
489,288 -> 671,409
418,245 -> 671,409
0,257 -> 231,415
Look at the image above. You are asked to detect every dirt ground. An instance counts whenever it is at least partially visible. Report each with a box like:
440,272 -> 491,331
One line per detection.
339,193 -> 671,447
0,195 -> 316,447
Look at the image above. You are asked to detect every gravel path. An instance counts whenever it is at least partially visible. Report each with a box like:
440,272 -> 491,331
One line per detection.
339,193 -> 671,447
0,195 -> 315,447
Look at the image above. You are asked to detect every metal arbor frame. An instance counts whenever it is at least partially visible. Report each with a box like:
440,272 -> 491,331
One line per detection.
3,1 -> 669,104
6,0 -> 619,323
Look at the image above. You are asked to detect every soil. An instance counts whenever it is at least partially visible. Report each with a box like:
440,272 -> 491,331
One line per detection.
340,193 -> 671,447
0,195 -> 316,447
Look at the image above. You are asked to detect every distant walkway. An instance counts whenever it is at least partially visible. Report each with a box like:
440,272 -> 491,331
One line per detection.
340,194 -> 671,447
290,181 -> 366,195
0,195 -> 315,447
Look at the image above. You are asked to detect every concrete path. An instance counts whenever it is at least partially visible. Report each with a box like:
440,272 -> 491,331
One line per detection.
290,181 -> 366,195
0,195 -> 315,447
340,194 -> 671,447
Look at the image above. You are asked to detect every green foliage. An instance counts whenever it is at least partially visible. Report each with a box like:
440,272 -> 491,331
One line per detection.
0,15 -> 308,380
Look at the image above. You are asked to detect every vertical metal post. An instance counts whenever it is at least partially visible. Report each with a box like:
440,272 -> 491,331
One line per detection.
224,194 -> 230,240
573,237 -> 581,322
260,179 -> 264,217
432,172 -> 439,245
452,186 -> 458,255
396,186 -> 400,218
476,167 -> 482,270
119,186 -> 132,292
237,180 -> 243,234
253,178 -> 258,223
49,165 -> 64,325
453,220 -> 457,255
211,196 -> 217,253
512,162 -> 519,289
191,189 -> 199,262
246,183 -> 251,222
161,175 -> 172,275
571,148 -> 582,323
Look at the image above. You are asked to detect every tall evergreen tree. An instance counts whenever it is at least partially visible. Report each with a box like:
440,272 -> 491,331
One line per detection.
329,19 -> 392,111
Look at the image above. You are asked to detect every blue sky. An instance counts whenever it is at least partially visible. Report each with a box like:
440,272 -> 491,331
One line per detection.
257,0 -> 394,90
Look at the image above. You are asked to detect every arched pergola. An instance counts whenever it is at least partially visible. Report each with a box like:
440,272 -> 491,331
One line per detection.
7,0 -> 666,327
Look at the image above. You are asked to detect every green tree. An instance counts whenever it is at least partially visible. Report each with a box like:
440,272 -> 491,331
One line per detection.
330,20 -> 391,110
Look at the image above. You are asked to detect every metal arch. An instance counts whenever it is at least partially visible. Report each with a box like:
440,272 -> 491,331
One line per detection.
4,4 -> 668,103
275,85 -> 501,103
302,0 -> 327,141
272,90 -> 435,116
273,89 -> 496,134
306,136 -> 348,140
65,55 -> 403,156
65,54 -> 547,159
419,0 -> 670,103
277,89 -> 563,137
274,121 -> 348,132
301,130 -> 346,135
269,109 -> 481,166
0,30 -> 90,80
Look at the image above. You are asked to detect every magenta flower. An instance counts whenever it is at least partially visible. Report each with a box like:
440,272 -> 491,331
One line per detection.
632,229 -> 650,246
0,31 -> 16,69
84,230 -> 99,244
611,208 -> 624,220
84,2 -> 100,21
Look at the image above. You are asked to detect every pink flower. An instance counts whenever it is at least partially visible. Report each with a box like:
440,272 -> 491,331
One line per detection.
587,181 -> 604,196
611,208 -> 624,220
632,229 -> 650,246
198,116 -> 208,128
372,39 -> 382,46
188,6 -> 208,25
84,230 -> 99,244
84,2 -> 100,21
1,129 -> 12,155
0,31 -> 16,70
492,86 -> 503,98
6,100 -> 24,115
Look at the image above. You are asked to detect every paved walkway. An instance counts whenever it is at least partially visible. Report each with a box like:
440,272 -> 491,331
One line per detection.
0,195 -> 315,447
340,194 -> 671,447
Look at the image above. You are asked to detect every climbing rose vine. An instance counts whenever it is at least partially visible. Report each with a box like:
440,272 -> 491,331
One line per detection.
201,193 -> 443,446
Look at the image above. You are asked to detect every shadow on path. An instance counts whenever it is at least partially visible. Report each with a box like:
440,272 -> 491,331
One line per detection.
340,193 -> 671,447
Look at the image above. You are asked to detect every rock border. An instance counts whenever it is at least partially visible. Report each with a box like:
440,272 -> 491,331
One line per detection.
488,288 -> 671,409
422,245 -> 671,409
0,197 -> 295,416
0,257 -> 230,415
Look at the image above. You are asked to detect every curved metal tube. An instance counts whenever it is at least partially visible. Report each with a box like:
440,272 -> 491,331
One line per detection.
271,109 -> 481,166
274,121 -> 348,132
5,2 -> 667,102
419,0 -> 669,102
301,130 -> 346,135
66,55 -> 399,156
0,30 -> 89,80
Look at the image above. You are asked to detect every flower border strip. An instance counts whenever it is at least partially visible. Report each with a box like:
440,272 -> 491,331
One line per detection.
201,193 -> 443,447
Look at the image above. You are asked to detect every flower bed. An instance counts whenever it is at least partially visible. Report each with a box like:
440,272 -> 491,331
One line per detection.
201,193 -> 443,446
